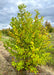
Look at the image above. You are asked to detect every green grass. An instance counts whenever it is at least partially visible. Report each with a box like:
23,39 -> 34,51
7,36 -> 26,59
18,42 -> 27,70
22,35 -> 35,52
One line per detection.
1,37 -> 9,42
1,33 -> 10,42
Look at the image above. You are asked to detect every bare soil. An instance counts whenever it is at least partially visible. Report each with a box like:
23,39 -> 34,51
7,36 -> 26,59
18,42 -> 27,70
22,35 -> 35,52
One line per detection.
0,41 -> 16,75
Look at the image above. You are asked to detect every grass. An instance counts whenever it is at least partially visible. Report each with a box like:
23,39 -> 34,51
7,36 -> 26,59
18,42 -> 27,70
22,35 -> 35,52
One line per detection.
1,33 -> 10,42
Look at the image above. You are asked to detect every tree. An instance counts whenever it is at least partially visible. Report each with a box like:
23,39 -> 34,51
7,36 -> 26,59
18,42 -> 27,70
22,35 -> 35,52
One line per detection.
1,28 -> 12,36
4,4 -> 51,74
45,21 -> 53,33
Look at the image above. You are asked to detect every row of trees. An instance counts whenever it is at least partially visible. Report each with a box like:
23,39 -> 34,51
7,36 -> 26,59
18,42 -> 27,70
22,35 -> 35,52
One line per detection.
0,28 -> 13,36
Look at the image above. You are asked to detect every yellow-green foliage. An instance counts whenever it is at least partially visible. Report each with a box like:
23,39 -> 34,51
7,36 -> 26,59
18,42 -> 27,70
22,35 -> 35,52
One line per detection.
4,4 -> 51,74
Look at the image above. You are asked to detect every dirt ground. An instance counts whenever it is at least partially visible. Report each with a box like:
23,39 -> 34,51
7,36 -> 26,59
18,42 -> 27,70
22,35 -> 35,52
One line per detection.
0,41 -> 17,75
0,41 -> 54,75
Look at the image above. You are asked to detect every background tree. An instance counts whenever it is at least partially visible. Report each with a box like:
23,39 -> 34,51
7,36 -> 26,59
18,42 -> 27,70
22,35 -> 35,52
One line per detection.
1,28 -> 13,36
4,4 -> 51,74
45,20 -> 53,33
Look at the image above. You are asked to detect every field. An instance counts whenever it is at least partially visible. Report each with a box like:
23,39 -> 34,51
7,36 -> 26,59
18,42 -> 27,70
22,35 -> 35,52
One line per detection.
0,33 -> 54,75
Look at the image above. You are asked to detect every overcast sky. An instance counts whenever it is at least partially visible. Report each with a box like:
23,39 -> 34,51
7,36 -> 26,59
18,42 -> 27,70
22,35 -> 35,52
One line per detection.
0,0 -> 54,29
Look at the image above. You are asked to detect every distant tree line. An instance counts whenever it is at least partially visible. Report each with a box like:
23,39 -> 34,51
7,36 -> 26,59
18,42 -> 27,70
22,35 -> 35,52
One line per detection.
45,21 -> 54,33
0,28 -> 13,36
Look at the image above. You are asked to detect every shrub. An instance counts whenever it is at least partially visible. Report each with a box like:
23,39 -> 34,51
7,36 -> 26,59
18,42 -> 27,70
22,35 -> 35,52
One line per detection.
4,4 -> 51,74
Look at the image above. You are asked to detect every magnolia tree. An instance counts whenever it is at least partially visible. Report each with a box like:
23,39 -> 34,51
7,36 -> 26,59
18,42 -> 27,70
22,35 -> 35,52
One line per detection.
4,4 -> 51,74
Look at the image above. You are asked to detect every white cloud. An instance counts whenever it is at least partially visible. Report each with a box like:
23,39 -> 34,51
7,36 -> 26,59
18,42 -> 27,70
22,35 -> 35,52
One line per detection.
0,0 -> 54,29
16,0 -> 29,6
8,0 -> 17,3
16,1 -> 24,5
0,24 -> 11,30
5,25 -> 11,28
